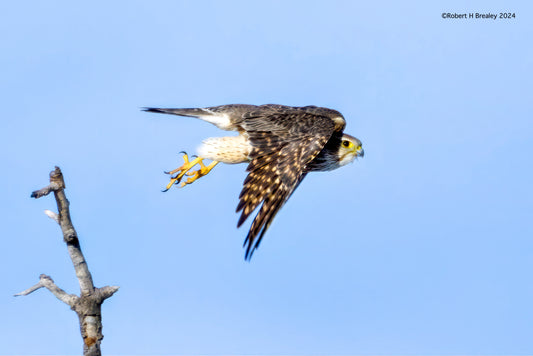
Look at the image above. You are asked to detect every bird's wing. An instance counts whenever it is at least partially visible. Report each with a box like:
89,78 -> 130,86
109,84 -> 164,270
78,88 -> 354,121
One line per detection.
236,112 -> 337,259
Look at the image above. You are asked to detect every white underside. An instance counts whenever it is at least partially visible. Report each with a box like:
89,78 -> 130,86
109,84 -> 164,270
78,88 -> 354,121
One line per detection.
197,135 -> 250,164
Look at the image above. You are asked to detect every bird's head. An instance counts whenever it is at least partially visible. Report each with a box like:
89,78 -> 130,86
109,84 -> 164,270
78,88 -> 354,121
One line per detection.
338,134 -> 364,166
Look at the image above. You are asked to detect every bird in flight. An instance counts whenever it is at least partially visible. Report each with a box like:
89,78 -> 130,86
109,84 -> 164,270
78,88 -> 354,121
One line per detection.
144,104 -> 364,260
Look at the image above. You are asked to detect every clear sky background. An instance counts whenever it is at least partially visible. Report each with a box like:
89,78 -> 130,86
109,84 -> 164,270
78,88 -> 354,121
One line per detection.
1,0 -> 532,355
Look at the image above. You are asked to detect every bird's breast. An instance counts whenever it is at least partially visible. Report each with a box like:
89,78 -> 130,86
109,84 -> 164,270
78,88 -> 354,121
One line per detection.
197,135 -> 251,164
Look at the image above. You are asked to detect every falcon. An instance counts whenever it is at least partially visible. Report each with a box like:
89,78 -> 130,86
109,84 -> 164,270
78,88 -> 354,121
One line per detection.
144,104 -> 364,259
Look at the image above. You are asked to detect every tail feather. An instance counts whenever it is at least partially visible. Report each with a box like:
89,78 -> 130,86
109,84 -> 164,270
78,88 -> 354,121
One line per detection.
142,107 -> 214,118
143,107 -> 234,131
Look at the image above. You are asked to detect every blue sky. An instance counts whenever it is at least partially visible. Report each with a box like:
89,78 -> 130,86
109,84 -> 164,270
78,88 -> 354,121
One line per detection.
1,0 -> 532,354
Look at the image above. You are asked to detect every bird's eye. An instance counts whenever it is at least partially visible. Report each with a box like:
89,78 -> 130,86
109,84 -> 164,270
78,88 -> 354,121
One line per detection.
342,140 -> 351,148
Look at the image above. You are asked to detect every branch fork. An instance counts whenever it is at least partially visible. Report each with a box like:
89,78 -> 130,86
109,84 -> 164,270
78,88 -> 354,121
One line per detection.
16,167 -> 119,356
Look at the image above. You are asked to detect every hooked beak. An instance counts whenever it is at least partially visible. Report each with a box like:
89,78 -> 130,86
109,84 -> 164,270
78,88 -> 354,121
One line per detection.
356,147 -> 364,158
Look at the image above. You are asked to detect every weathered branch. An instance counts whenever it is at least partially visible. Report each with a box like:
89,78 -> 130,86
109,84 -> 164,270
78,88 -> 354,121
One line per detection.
14,281 -> 44,297
33,167 -> 96,295
97,285 -> 121,302
15,274 -> 78,306
18,166 -> 119,356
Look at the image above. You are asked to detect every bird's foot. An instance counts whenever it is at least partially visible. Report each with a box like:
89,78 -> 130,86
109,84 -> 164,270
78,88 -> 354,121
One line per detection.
181,160 -> 219,187
164,152 -> 202,191
163,152 -> 218,191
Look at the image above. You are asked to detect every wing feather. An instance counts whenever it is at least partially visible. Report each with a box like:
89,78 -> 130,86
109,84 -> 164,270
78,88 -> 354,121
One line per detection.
237,112 -> 337,259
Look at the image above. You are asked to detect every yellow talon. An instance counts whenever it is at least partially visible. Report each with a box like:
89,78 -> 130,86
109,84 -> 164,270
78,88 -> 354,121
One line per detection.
181,160 -> 219,187
164,152 -> 219,190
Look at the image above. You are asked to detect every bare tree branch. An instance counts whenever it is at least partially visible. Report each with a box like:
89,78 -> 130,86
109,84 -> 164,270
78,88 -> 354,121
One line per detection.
97,285 -> 121,302
19,166 -> 119,356
32,167 -> 96,295
44,209 -> 60,224
15,274 -> 78,306
14,281 -> 44,297
30,181 -> 62,199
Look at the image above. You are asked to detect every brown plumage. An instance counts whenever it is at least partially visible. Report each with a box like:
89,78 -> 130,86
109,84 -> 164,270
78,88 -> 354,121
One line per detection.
143,104 -> 364,259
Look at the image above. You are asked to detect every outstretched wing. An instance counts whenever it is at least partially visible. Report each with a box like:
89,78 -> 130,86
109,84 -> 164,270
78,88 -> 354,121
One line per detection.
236,112 -> 337,260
